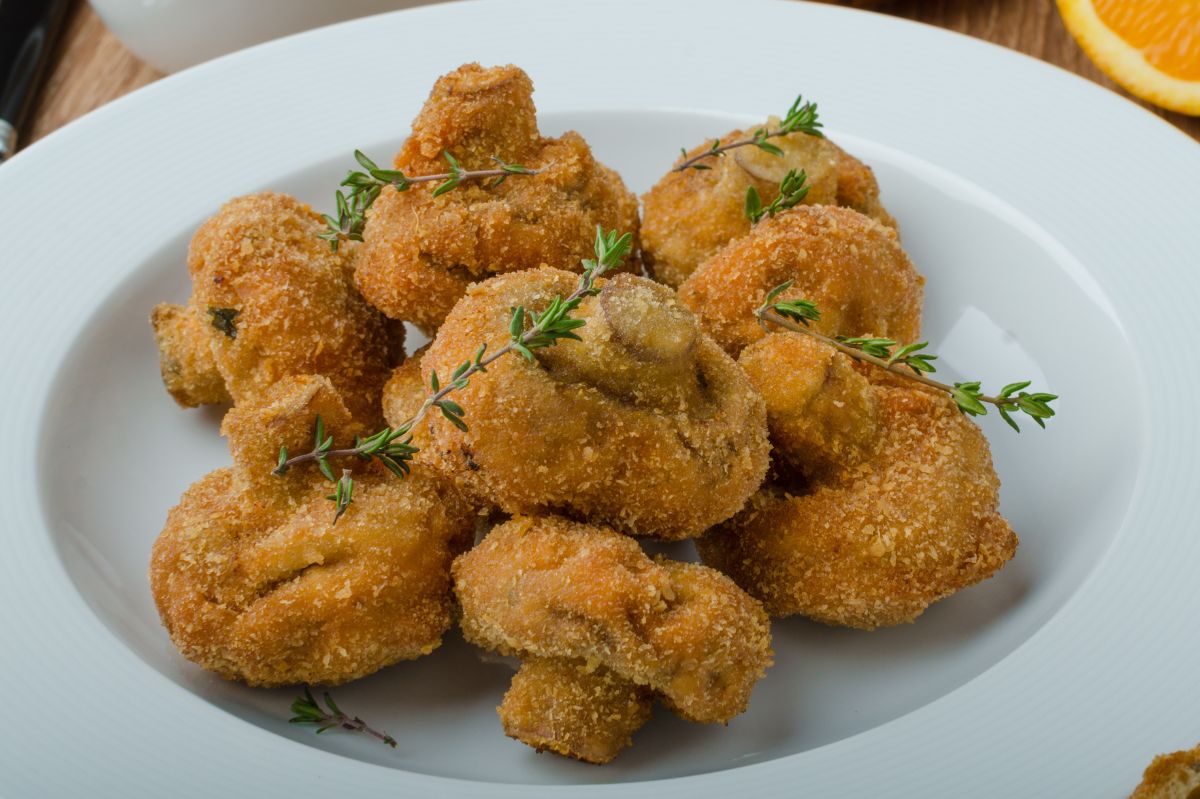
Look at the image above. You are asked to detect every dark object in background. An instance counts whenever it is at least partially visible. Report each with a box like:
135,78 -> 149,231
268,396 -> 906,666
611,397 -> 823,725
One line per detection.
0,0 -> 73,161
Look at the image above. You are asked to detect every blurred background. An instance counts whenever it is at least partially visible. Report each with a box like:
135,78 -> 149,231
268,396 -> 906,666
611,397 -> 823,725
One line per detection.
6,0 -> 1199,156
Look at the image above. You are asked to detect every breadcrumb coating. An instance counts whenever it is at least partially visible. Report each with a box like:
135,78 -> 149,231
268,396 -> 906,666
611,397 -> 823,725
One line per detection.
739,333 -> 879,481
640,125 -> 895,287
832,143 -> 897,229
150,375 -> 475,686
454,516 -> 774,724
355,63 -> 641,333
421,267 -> 769,540
678,204 -> 924,358
499,658 -> 653,764
1130,743 -> 1200,799
151,192 -> 396,424
150,300 -> 230,406
698,335 -> 1017,629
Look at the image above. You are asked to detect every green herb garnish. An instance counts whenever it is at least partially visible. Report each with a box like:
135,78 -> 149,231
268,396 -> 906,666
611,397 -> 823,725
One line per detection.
319,150 -> 537,250
674,94 -> 823,172
289,688 -> 397,748
757,280 -> 1058,430
206,307 -> 240,339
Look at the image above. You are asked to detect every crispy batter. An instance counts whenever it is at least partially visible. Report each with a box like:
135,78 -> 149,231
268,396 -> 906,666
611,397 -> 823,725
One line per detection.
421,267 -> 769,540
739,333 -> 879,481
151,192 -> 396,424
832,143 -> 897,229
678,204 -> 924,357
355,63 -> 641,333
150,375 -> 475,686
454,516 -> 774,724
640,126 -> 895,287
150,300 -> 230,406
1130,743 -> 1200,799
499,657 -> 653,764
697,334 -> 1017,629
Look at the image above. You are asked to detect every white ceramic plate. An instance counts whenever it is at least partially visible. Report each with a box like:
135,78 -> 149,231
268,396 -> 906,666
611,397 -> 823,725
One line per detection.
2,0 -> 1197,795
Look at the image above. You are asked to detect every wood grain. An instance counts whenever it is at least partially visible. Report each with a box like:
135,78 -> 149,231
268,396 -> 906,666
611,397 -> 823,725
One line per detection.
22,0 -> 1200,149
25,4 -> 161,145
880,0 -> 1199,139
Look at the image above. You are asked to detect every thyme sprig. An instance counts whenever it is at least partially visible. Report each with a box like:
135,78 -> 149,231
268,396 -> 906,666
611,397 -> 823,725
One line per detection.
273,413 -> 419,483
275,227 -> 634,521
289,688 -> 397,749
757,281 -> 1058,431
744,169 -> 810,224
674,94 -> 823,172
319,149 -> 538,251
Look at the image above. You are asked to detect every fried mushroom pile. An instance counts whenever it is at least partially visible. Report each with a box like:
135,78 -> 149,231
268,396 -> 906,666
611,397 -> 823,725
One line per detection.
641,122 -> 896,287
355,63 -> 641,333
454,516 -> 773,762
144,60 -> 1033,766
409,267 -> 770,540
150,375 -> 475,686
697,333 -> 1018,629
151,192 -> 399,424
678,204 -> 924,357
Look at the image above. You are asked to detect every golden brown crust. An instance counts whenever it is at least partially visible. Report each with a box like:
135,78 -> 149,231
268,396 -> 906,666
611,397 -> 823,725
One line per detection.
832,143 -> 898,230
150,301 -> 230,407
640,128 -> 894,287
149,375 -> 475,686
678,204 -> 924,358
499,658 -> 653,764
698,338 -> 1017,629
355,63 -> 641,333
739,333 -> 879,480
421,267 -> 769,540
1130,744 -> 1200,799
155,191 -> 395,424
454,516 -> 773,724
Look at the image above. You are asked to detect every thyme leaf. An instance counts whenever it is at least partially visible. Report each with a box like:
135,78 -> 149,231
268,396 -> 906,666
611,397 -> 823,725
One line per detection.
207,307 -> 240,339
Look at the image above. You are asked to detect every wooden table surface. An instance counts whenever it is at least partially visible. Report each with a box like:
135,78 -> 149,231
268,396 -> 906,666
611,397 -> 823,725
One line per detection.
24,0 -> 1200,147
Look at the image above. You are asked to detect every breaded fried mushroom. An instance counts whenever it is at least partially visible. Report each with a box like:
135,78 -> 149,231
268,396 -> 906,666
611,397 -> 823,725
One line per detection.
455,516 -> 773,735
641,124 -> 895,287
697,334 -> 1017,630
151,192 -> 398,424
1130,743 -> 1200,799
420,267 -> 769,540
681,203 -> 921,355
355,63 -> 641,333
679,204 -> 923,358
150,375 -> 474,686
499,658 -> 653,764
739,332 -> 880,482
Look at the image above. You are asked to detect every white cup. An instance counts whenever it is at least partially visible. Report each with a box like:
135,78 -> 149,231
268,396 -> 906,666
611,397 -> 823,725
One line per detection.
89,0 -> 438,74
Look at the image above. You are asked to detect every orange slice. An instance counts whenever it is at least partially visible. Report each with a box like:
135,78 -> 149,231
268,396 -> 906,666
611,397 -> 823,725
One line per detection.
1057,0 -> 1200,115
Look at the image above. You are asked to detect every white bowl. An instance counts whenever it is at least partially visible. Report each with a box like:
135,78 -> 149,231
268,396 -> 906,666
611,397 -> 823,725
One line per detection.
3,1 -> 1198,795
